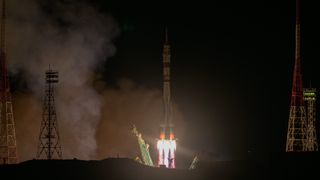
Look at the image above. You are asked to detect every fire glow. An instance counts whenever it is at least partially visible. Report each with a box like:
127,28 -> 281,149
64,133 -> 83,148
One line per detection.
157,134 -> 176,168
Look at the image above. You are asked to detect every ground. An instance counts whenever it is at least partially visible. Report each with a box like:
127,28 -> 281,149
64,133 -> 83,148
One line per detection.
1,152 -> 319,180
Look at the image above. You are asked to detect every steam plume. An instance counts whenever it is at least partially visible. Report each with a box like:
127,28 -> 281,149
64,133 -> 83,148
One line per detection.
6,0 -> 186,162
8,0 -> 119,160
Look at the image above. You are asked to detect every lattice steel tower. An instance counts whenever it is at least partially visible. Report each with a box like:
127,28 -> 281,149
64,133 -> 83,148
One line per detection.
304,88 -> 318,151
0,0 -> 18,164
37,68 -> 62,159
286,0 -> 307,152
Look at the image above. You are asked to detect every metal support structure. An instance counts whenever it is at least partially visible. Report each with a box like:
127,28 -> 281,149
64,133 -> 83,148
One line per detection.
132,125 -> 154,166
304,88 -> 318,151
36,68 -> 62,159
286,0 -> 308,152
0,0 -> 18,164
189,155 -> 199,170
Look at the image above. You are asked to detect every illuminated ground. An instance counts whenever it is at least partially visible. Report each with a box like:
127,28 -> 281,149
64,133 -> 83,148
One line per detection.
0,153 -> 319,180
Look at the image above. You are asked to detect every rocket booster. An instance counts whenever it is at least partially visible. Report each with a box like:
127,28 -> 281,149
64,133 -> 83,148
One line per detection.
158,28 -> 176,169
161,28 -> 174,140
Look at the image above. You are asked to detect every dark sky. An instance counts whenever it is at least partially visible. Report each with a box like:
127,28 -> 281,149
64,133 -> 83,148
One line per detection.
10,0 -> 319,162
91,0 -> 320,159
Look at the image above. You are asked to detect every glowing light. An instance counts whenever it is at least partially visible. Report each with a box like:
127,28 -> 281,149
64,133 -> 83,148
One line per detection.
157,138 -> 176,168
160,133 -> 165,140
169,133 -> 174,140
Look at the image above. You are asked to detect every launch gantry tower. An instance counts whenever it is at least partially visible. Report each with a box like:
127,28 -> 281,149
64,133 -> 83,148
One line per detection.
36,68 -> 62,159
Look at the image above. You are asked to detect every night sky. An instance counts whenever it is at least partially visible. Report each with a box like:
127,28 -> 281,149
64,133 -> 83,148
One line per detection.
9,0 -> 320,164
97,0 -> 320,158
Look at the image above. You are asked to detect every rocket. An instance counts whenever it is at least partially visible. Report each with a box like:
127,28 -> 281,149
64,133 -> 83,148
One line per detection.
157,28 -> 176,169
160,28 -> 174,140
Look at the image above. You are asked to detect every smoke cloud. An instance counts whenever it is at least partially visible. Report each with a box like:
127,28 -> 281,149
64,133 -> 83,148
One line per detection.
6,0 -> 186,162
7,0 -> 119,160
95,79 -> 185,160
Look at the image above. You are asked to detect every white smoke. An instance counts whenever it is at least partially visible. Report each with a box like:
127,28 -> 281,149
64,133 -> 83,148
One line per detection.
7,0 -> 119,159
5,0 -> 187,164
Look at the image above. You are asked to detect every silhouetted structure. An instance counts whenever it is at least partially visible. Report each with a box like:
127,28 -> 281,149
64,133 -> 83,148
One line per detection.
286,0 -> 307,152
303,88 -> 318,151
37,68 -> 62,159
0,0 -> 18,164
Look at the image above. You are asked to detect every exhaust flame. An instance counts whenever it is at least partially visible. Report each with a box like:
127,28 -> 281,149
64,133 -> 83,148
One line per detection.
157,137 -> 176,168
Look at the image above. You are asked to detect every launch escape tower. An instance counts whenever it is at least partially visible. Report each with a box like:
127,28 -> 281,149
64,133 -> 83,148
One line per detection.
36,68 -> 62,159
0,0 -> 18,164
157,29 -> 176,168
303,88 -> 318,151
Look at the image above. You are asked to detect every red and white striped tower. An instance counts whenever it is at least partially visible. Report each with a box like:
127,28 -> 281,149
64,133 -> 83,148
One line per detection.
285,0 -> 307,152
0,0 -> 18,164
